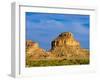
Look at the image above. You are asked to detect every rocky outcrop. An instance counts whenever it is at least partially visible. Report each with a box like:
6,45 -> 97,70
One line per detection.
50,32 -> 89,59
26,32 -> 89,60
51,32 -> 80,49
26,40 -> 39,48
26,40 -> 47,60
26,40 -> 39,54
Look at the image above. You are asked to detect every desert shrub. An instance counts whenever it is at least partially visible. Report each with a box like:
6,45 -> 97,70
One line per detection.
26,58 -> 89,67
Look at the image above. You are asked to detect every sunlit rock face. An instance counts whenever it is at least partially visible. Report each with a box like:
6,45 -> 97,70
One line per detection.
51,32 -> 80,50
26,32 -> 89,60
50,32 -> 89,59
26,40 -> 39,55
26,40 -> 47,59
26,40 -> 39,49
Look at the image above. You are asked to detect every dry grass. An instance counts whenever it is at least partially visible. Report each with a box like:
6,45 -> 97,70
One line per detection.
26,57 -> 89,67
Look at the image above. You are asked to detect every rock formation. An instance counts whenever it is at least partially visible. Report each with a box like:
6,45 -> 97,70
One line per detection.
50,32 -> 89,59
26,32 -> 89,61
51,32 -> 80,49
26,40 -> 47,60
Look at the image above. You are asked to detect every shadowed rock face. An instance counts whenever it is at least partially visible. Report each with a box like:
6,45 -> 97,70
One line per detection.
26,32 -> 89,60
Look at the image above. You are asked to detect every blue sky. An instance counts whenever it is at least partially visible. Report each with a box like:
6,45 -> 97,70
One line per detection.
26,12 -> 90,50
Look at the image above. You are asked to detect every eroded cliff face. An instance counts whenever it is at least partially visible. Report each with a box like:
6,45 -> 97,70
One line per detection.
51,32 -> 89,59
26,40 -> 47,60
26,32 -> 89,60
51,32 -> 80,49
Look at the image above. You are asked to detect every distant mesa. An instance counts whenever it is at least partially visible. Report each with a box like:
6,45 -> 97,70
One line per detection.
26,40 -> 47,59
26,40 -> 39,48
26,32 -> 89,60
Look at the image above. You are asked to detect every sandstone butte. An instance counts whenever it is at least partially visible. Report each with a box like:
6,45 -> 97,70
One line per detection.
26,32 -> 89,60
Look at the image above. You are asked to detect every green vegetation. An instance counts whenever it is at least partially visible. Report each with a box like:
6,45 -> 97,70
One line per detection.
26,58 -> 89,67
